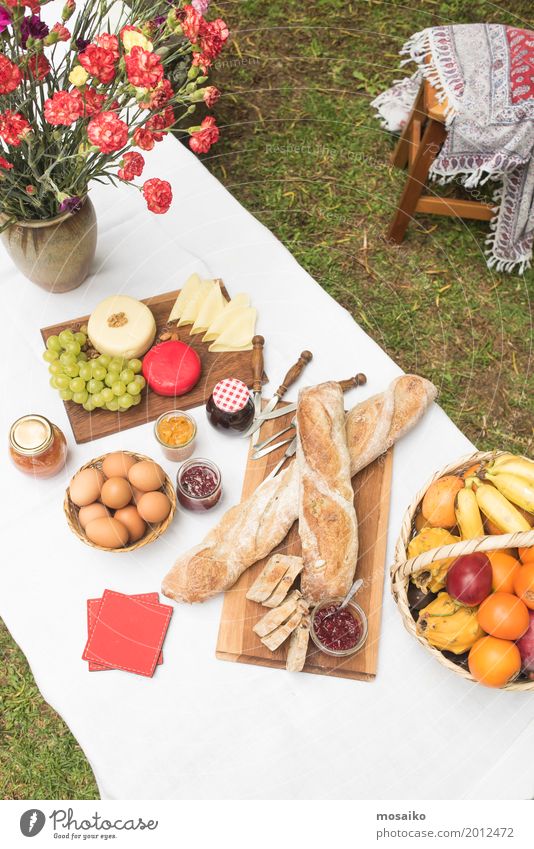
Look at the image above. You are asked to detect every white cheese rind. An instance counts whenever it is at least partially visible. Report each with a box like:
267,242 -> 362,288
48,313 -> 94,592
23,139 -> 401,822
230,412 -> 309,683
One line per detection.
87,295 -> 156,359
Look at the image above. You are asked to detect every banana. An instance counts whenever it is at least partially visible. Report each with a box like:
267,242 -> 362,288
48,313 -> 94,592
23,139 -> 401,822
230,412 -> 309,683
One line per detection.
455,486 -> 484,539
487,455 -> 534,487
475,483 -> 532,533
485,471 -> 534,515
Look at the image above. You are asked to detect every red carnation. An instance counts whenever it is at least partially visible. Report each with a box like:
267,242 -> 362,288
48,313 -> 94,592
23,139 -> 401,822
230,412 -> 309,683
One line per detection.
193,18 -> 229,71
133,126 -> 155,151
0,110 -> 31,146
125,46 -> 163,89
140,78 -> 173,110
0,155 -> 13,170
0,54 -> 22,95
25,53 -> 51,81
143,178 -> 172,214
189,115 -> 219,154
44,90 -> 83,126
81,87 -> 105,117
95,32 -> 119,58
178,5 -> 203,42
146,105 -> 174,141
79,44 -> 116,84
118,151 -> 145,181
87,111 -> 128,153
203,86 -> 220,108
52,23 -> 71,42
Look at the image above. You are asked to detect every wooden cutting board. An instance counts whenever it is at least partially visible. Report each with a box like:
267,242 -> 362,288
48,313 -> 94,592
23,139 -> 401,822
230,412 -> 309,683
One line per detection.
216,404 -> 393,681
40,283 -> 259,444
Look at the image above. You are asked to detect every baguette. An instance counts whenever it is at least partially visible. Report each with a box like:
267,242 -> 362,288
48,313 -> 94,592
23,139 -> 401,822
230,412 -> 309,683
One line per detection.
297,382 -> 358,602
162,375 -> 437,603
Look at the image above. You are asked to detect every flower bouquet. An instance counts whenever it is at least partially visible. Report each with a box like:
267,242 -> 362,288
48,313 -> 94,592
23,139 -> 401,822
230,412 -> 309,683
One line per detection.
0,0 -> 228,289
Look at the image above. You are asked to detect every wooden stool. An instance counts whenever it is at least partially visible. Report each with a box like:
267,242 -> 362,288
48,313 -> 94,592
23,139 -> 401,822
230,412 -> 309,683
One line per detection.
387,80 -> 494,243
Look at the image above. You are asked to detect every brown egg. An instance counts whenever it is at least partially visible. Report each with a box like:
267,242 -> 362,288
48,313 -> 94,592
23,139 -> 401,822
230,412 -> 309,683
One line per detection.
102,451 -> 137,479
100,476 -> 133,510
78,502 -> 111,530
137,491 -> 172,524
85,516 -> 129,549
114,505 -> 146,543
69,467 -> 104,507
128,460 -> 166,492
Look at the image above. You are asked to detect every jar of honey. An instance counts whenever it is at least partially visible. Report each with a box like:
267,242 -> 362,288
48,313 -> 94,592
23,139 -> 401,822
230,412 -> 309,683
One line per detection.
9,414 -> 67,478
154,410 -> 197,461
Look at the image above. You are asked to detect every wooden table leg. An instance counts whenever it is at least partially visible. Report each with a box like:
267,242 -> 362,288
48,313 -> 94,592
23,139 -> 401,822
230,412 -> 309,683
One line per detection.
387,118 -> 447,244
390,82 -> 425,170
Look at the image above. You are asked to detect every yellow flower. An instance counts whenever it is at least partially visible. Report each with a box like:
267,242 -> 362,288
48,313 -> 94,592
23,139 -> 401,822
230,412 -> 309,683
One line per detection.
122,31 -> 153,53
69,66 -> 89,87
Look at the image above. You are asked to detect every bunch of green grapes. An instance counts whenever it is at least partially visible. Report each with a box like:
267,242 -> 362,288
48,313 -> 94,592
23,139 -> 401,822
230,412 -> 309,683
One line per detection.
43,328 -> 146,413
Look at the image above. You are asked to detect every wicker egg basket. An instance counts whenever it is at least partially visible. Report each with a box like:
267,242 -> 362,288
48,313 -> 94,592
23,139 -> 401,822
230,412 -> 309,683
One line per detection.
64,451 -> 177,553
391,450 -> 534,691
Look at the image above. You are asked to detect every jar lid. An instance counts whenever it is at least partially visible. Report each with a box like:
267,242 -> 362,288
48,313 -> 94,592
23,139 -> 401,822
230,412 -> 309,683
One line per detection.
211,378 -> 250,413
10,415 -> 53,456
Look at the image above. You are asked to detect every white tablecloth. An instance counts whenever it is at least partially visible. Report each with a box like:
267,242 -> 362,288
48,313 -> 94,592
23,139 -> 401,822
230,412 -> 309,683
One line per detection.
1,136 -> 533,801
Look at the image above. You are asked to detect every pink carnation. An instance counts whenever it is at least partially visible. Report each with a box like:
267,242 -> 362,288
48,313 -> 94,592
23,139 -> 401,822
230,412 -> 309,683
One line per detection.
143,178 -> 172,214
189,115 -> 219,154
0,54 -> 22,95
118,151 -> 145,181
125,46 -> 164,89
44,90 -> 83,126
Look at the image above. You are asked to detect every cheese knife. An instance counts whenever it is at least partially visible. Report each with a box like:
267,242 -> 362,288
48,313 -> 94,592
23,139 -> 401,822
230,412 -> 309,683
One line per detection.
241,350 -> 313,439
250,335 -> 265,446
262,438 -> 297,484
249,372 -> 367,426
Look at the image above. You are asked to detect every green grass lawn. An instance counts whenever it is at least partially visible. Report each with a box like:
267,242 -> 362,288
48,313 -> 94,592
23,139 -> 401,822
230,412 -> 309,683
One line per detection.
1,0 -> 533,799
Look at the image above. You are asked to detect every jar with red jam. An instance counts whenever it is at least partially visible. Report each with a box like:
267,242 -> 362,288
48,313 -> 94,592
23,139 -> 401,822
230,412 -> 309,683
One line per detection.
206,378 -> 254,435
9,414 -> 67,479
176,458 -> 222,512
310,598 -> 368,657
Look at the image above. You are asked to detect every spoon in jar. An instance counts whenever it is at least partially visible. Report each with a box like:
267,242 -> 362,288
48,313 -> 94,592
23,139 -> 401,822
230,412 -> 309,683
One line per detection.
323,578 -> 364,620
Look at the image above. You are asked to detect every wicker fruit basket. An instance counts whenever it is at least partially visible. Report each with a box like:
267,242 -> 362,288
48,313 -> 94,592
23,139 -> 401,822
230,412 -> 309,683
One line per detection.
391,451 -> 534,691
64,451 -> 176,553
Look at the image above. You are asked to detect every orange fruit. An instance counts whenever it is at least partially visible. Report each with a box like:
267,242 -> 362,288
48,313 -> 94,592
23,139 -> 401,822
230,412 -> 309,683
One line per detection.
519,547 -> 534,566
487,551 -> 521,594
462,463 -> 482,480
468,636 -> 521,688
513,563 -> 534,611
422,475 -> 464,528
414,511 -> 430,532
477,592 -> 530,640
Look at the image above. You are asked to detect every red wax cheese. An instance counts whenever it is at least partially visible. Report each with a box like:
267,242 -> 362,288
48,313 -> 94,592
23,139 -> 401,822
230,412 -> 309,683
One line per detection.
142,340 -> 202,397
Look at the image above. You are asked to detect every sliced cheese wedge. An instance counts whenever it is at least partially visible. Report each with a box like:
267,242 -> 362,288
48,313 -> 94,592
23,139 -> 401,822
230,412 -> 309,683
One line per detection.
177,278 -> 215,327
168,272 -> 202,323
190,283 -> 227,335
202,294 -> 251,342
208,307 -> 257,352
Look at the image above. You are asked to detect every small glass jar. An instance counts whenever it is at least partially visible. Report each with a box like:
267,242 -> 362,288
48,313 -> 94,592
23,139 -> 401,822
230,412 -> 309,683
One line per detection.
206,377 -> 254,435
310,598 -> 368,657
176,457 -> 222,512
154,410 -> 197,462
9,414 -> 67,479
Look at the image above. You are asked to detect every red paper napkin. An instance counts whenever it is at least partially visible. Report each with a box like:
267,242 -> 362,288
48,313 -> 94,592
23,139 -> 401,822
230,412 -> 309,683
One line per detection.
86,593 -> 164,672
83,590 -> 173,677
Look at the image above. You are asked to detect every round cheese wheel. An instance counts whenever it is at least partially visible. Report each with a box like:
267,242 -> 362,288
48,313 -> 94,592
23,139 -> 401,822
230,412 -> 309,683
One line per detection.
88,295 -> 156,359
142,340 -> 202,397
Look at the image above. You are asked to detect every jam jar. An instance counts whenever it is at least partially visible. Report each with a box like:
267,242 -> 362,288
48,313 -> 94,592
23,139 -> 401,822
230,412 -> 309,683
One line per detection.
154,410 -> 197,462
176,458 -> 222,512
206,378 -> 254,434
9,414 -> 67,479
310,598 -> 368,657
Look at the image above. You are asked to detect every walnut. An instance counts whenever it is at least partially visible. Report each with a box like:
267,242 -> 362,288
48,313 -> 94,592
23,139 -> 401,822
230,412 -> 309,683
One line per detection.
108,312 -> 128,328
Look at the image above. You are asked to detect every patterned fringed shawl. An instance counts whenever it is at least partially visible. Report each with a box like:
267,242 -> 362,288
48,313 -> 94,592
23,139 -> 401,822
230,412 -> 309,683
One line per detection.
377,24 -> 534,273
